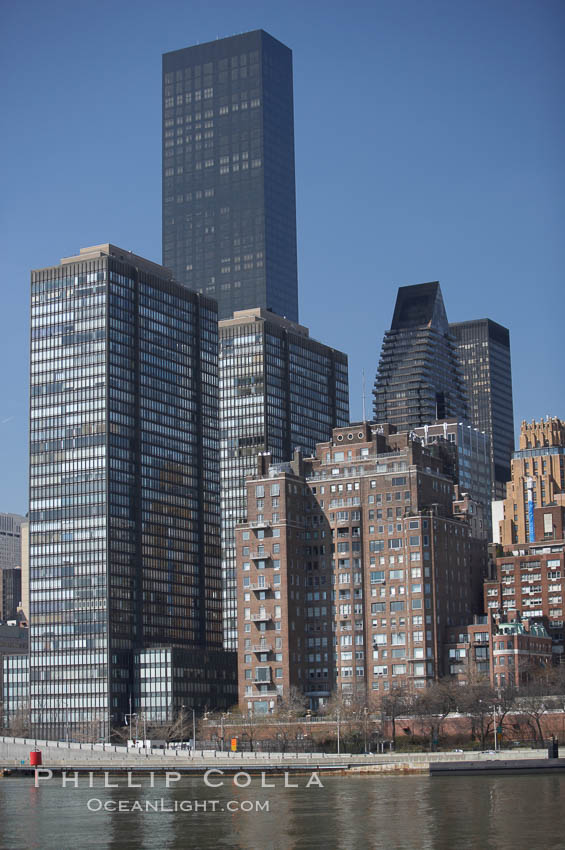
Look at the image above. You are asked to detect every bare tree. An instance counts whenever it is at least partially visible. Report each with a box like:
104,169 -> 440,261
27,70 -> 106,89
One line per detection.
412,680 -> 458,751
275,686 -> 308,718
228,706 -> 269,752
455,681 -> 498,749
73,715 -> 105,744
516,668 -> 560,746
271,688 -> 308,752
495,682 -> 519,747
319,689 -> 374,752
375,684 -> 411,749
2,702 -> 30,737
147,707 -> 194,746
111,724 -> 131,746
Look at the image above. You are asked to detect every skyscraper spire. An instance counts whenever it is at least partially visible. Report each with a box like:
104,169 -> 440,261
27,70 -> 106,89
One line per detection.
373,282 -> 468,430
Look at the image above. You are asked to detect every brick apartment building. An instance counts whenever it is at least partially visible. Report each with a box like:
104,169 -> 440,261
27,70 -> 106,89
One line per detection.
444,613 -> 552,689
486,503 -> 565,661
236,423 -> 488,714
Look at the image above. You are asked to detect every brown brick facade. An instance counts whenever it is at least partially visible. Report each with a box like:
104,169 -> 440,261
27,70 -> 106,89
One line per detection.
237,424 -> 488,713
444,614 -> 552,688
487,507 -> 565,659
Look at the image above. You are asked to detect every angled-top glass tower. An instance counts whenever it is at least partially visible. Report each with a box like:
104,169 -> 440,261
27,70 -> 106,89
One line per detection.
373,282 -> 468,431
163,30 -> 298,321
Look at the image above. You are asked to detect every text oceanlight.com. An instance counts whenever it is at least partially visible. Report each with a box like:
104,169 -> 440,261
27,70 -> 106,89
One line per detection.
86,799 -> 270,813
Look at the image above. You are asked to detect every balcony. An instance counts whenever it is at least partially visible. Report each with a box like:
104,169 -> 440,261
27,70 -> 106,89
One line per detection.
250,520 -> 271,529
253,680 -> 276,690
250,581 -> 272,591
251,612 -> 272,622
250,551 -> 270,560
251,644 -> 272,653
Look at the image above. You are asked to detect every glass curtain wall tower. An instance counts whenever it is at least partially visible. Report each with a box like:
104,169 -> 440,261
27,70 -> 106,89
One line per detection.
0,514 -> 26,569
219,308 -> 349,649
29,244 -> 226,740
373,282 -> 468,431
450,319 -> 514,500
163,30 -> 298,322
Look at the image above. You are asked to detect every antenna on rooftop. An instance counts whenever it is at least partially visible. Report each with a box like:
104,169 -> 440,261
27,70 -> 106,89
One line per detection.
362,370 -> 366,422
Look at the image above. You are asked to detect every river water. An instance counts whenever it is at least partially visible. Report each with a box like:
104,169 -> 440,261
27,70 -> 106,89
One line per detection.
0,772 -> 563,849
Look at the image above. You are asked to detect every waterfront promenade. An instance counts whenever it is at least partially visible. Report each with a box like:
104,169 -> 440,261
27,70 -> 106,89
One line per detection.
0,735 -> 551,774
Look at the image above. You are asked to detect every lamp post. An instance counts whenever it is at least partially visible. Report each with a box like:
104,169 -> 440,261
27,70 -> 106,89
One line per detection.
220,712 -> 230,752
125,696 -> 138,745
337,708 -> 341,755
363,706 -> 368,754
181,704 -> 195,751
125,711 -> 138,743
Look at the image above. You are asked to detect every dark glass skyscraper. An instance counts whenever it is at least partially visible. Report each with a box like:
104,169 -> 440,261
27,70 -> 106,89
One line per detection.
29,244 -> 234,739
373,282 -> 468,431
163,30 -> 298,322
450,319 -> 514,500
219,309 -> 349,649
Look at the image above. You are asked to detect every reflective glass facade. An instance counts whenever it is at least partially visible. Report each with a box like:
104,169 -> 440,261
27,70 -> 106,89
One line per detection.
134,647 -> 237,723
414,420 -> 492,539
373,282 -> 468,430
162,30 -> 298,322
450,319 -> 514,500
219,309 -> 349,649
2,654 -> 29,730
29,245 -> 224,740
0,568 -> 22,622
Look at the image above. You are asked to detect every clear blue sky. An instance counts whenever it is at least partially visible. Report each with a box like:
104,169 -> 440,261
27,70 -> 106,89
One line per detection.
1,0 -> 564,513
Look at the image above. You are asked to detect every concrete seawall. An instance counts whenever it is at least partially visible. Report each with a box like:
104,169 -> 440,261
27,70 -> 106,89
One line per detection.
0,736 -> 551,774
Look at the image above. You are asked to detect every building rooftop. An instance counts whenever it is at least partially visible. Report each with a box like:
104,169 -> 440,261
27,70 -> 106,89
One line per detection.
57,244 -> 173,279
391,281 -> 448,332
497,621 -> 549,638
219,308 -> 310,337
